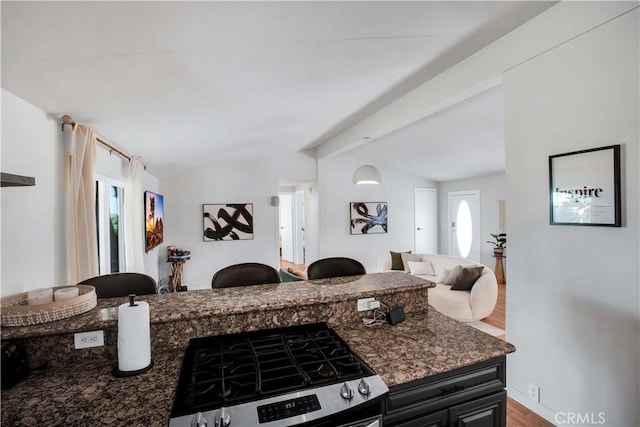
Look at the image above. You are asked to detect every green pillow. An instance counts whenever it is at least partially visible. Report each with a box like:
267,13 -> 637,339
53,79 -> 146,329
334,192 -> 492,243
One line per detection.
450,266 -> 484,291
390,251 -> 411,270
279,268 -> 304,283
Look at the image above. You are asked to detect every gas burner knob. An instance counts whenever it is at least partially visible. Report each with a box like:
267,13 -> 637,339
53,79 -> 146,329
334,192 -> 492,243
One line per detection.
357,378 -> 371,396
215,407 -> 231,427
191,412 -> 208,427
340,382 -> 355,400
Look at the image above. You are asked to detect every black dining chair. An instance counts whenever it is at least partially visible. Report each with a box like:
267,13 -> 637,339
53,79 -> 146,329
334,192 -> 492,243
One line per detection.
211,263 -> 281,288
306,257 -> 366,280
77,273 -> 158,299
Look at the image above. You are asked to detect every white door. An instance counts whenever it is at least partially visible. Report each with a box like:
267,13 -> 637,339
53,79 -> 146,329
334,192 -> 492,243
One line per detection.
279,193 -> 294,262
414,188 -> 437,254
293,190 -> 305,265
448,190 -> 481,262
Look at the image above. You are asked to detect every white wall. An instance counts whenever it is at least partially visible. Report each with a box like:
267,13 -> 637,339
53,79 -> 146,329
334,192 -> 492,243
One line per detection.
504,9 -> 639,426
438,173 -> 506,267
1,89 -> 66,296
159,152 -> 316,289
0,89 -> 162,296
317,155 -> 437,272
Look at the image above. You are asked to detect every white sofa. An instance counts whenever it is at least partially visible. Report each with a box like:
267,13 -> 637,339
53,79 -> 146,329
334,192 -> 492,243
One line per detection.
386,253 -> 498,322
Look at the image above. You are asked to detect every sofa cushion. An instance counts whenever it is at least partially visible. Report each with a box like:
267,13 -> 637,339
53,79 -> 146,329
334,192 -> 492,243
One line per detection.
407,261 -> 435,276
428,283 -> 473,321
401,253 -> 422,272
435,268 -> 450,283
443,265 -> 463,285
451,266 -> 485,291
390,251 -> 411,270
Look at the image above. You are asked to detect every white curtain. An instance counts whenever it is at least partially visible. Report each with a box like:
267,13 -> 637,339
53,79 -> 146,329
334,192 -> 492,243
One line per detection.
64,124 -> 99,284
124,158 -> 146,273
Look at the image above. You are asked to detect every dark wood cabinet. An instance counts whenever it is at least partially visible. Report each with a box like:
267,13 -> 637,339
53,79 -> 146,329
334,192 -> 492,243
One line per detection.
390,409 -> 448,427
384,356 -> 506,427
449,390 -> 506,427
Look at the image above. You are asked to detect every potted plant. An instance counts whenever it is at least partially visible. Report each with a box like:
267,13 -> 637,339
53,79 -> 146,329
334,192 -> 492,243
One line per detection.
487,233 -> 507,256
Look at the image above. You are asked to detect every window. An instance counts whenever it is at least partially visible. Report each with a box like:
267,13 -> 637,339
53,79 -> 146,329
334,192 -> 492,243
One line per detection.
96,176 -> 125,275
455,200 -> 473,259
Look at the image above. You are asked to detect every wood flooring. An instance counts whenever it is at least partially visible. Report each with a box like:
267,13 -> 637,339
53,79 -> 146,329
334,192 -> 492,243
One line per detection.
508,398 -> 554,427
280,258 -> 307,279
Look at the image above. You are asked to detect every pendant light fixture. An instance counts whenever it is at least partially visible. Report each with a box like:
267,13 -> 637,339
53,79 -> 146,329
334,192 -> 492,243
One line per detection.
352,137 -> 381,185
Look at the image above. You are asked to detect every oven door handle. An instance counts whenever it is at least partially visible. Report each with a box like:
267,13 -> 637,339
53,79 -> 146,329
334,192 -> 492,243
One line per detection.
340,416 -> 382,427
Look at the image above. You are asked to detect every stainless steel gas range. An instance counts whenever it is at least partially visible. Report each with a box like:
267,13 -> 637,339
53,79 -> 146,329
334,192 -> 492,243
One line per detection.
169,323 -> 388,427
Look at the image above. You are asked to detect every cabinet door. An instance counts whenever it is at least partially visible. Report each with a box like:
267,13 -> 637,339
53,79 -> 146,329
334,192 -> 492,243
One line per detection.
448,391 -> 506,427
388,409 -> 448,427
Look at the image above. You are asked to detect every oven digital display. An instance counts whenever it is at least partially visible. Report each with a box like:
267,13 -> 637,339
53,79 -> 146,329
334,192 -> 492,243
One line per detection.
257,394 -> 321,423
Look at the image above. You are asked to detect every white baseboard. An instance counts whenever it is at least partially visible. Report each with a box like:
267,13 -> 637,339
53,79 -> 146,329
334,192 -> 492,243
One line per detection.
507,386 -> 558,425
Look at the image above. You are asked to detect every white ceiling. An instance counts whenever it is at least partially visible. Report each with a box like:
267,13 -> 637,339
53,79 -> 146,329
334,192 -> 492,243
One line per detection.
1,1 -> 554,178
351,84 -> 505,182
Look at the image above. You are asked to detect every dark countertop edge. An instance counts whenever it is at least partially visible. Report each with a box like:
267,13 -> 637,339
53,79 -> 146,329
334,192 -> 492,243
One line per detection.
0,280 -> 434,340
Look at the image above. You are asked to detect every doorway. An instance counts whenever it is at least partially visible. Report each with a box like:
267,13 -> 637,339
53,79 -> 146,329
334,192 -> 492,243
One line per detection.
414,188 -> 438,254
278,190 -> 305,265
448,190 -> 481,262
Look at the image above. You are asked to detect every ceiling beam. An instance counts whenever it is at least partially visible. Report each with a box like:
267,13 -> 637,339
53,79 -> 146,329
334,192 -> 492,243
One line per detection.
315,1 -> 637,159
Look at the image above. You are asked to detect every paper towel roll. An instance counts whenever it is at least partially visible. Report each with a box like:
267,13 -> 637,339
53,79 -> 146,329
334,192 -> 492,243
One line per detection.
117,299 -> 151,372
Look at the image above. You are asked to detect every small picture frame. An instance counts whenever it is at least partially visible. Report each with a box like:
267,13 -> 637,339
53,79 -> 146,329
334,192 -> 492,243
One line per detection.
549,145 -> 621,226
350,202 -> 388,234
203,203 -> 254,241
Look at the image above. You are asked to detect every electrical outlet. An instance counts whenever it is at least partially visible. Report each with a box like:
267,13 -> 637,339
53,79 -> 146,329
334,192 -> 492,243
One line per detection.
74,330 -> 105,349
528,383 -> 540,403
357,297 -> 375,311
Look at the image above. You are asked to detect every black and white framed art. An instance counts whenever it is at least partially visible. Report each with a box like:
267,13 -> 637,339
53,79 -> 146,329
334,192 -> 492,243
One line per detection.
549,145 -> 621,227
203,203 -> 254,240
350,202 -> 388,234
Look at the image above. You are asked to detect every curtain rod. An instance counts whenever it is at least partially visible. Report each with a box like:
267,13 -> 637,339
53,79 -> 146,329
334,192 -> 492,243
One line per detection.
61,115 -> 144,168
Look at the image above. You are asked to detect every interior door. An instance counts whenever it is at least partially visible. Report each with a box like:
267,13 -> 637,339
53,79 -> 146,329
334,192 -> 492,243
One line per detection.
293,190 -> 305,265
414,188 -> 437,254
279,193 -> 294,262
448,190 -> 480,262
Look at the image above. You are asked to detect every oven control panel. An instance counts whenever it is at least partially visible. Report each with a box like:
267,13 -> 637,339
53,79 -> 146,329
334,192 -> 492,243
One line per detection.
257,395 -> 321,423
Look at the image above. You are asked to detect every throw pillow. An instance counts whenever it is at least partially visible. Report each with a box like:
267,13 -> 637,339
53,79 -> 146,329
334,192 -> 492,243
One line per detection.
443,265 -> 463,285
407,261 -> 436,276
451,266 -> 485,291
435,268 -> 450,283
280,268 -> 304,282
401,253 -> 422,272
390,251 -> 411,270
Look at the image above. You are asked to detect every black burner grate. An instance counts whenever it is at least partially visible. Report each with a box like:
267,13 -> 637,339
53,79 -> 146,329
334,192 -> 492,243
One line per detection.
171,323 -> 372,417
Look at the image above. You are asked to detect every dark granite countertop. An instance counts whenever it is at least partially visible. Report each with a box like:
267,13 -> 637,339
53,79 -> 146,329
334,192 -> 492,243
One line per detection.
1,272 -> 434,339
1,309 -> 515,427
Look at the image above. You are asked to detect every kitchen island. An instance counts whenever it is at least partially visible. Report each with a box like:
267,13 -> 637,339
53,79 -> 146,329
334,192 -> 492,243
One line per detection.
1,272 -> 514,426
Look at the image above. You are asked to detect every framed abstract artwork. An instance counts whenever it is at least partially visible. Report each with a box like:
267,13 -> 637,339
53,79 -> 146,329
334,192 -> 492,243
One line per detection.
350,202 -> 388,235
203,203 -> 254,241
549,144 -> 621,226
145,191 -> 164,252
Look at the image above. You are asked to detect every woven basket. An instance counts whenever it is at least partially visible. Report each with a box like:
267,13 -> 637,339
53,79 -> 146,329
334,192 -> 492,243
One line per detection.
1,285 -> 97,327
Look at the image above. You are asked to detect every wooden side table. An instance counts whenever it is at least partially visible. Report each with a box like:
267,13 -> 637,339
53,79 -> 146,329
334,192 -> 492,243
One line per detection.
167,255 -> 190,292
493,254 -> 505,285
